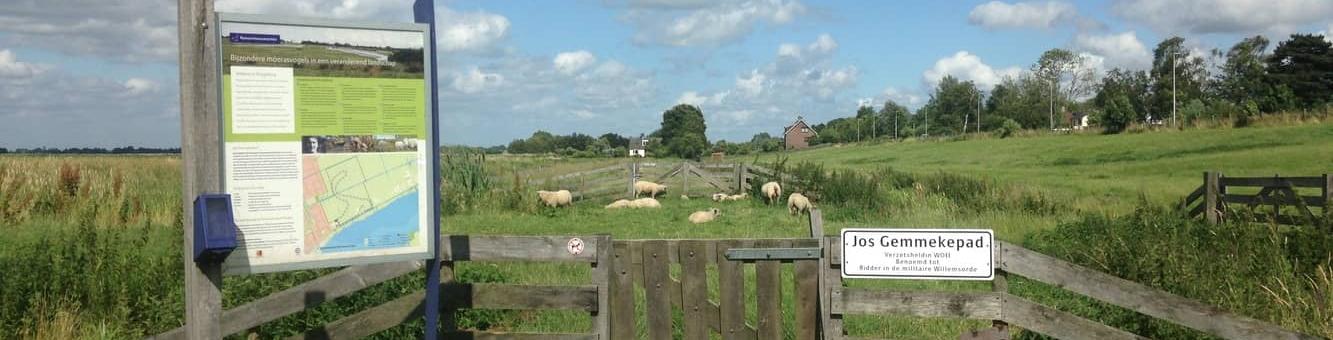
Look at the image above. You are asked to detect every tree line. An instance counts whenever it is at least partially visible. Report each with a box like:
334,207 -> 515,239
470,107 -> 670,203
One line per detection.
0,146 -> 182,154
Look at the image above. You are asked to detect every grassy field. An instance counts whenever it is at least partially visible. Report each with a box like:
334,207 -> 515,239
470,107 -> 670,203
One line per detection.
0,120 -> 1329,339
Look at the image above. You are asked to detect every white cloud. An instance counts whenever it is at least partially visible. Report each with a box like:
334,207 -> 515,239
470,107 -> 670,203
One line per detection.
122,78 -> 159,96
880,87 -> 925,108
0,50 -> 50,78
554,50 -> 597,75
735,70 -> 766,96
922,51 -> 1022,91
968,1 -> 1080,30
615,0 -> 807,47
438,7 -> 512,53
0,0 -> 178,62
217,0 -> 408,21
1073,31 -> 1151,70
450,67 -> 505,94
1112,0 -> 1333,35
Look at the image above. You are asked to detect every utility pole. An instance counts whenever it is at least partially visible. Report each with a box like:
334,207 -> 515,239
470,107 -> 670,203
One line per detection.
1172,51 -> 1178,127
1049,77 -> 1056,130
976,90 -> 983,132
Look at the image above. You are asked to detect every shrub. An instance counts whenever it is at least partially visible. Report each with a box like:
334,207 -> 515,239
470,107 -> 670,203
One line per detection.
1101,95 -> 1134,134
993,119 -> 1022,139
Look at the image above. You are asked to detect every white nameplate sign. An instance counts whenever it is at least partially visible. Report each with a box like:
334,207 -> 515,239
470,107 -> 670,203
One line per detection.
841,228 -> 994,280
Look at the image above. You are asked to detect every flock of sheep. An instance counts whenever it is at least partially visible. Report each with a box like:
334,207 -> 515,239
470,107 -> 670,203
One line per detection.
535,180 -> 814,225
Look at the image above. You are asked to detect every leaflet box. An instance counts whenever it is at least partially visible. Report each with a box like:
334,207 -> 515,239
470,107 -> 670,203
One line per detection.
193,193 -> 238,263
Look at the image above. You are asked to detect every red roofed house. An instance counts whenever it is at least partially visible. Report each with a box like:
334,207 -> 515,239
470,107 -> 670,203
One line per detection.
783,116 -> 817,150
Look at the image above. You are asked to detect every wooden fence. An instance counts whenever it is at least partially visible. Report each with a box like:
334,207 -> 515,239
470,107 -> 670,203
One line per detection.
1181,171 -> 1331,225
528,161 -> 782,201
151,212 -> 1319,339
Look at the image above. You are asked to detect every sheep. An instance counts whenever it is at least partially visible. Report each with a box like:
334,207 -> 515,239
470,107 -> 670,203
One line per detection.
537,190 -> 573,208
680,194 -> 690,200
629,197 -> 661,208
711,193 -> 727,202
605,199 -> 632,209
724,193 -> 748,201
634,181 -> 669,198
688,208 -> 721,224
761,182 -> 782,204
787,193 -> 814,215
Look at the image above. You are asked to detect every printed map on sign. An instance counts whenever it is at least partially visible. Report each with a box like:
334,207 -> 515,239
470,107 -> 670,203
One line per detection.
302,150 -> 421,254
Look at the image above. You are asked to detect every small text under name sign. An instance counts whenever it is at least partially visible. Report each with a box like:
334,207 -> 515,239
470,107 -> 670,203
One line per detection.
841,228 -> 994,280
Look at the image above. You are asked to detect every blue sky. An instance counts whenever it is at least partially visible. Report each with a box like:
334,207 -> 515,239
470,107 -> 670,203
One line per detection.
1,0 -> 1331,148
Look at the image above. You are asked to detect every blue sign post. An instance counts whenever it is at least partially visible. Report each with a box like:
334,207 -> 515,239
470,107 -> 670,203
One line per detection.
413,0 -> 443,339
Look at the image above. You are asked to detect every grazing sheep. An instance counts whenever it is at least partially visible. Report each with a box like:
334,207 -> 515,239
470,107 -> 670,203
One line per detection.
761,182 -> 782,204
787,193 -> 814,215
634,181 -> 669,198
688,208 -> 721,224
711,193 -> 727,202
605,199 -> 632,209
680,194 -> 690,200
629,197 -> 661,208
537,190 -> 573,208
724,193 -> 748,201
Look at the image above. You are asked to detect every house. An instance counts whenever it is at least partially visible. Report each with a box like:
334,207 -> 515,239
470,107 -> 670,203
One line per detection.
783,116 -> 817,150
1071,112 -> 1090,130
628,134 -> 648,157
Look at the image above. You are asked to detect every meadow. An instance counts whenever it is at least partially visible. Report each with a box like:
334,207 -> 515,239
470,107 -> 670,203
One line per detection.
0,119 -> 1330,338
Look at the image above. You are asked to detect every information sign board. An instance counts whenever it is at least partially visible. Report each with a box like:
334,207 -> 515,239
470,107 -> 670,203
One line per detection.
216,13 -> 435,274
841,228 -> 994,280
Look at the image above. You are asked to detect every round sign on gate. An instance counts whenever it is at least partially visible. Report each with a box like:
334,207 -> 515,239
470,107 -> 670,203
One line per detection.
567,238 -> 585,256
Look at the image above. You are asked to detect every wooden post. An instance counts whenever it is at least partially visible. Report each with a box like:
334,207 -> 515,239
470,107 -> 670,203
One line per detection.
178,0 -> 223,338
681,162 -> 690,197
991,269 -> 1009,332
1324,174 -> 1331,225
626,162 -> 635,198
1205,172 -> 1220,225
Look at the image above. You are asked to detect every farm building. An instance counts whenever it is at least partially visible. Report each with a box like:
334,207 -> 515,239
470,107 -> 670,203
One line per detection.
783,116 -> 817,150
629,134 -> 648,157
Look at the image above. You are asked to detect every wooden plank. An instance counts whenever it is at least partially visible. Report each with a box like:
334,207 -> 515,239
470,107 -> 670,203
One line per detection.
643,241 -> 673,340
1181,185 -> 1205,210
688,165 -> 731,192
832,288 -> 1002,320
755,249 -> 783,338
652,164 -> 684,184
590,235 -> 611,338
793,259 -> 820,340
822,236 -> 846,339
152,261 -> 424,339
680,240 -> 711,340
440,235 -> 599,263
441,332 -> 597,340
609,241 -> 637,340
1206,172 -> 1221,224
998,240 -> 1319,340
453,284 -> 597,311
177,0 -> 222,338
717,239 -> 750,340
290,289 -> 426,340
1001,294 -> 1146,340
1222,194 -> 1324,207
1219,176 -> 1326,188
531,165 -> 623,185
991,269 -> 1009,329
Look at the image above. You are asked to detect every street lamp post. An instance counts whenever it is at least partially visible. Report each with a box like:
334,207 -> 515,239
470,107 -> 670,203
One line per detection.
1172,51 -> 1177,127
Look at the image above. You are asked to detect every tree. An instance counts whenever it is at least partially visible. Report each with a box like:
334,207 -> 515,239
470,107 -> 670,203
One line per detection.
0,147 -> 7,154
656,104 -> 709,159
920,75 -> 979,135
598,133 -> 630,149
1033,48 -> 1096,129
878,100 -> 910,139
749,132 -> 782,152
1094,68 -> 1151,122
1101,94 -> 1134,134
855,105 -> 876,140
1149,36 -> 1208,125
1214,36 -> 1286,113
1267,34 -> 1333,108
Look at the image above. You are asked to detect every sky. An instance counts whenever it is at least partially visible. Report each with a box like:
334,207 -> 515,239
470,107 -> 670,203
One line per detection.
1,0 -> 1331,148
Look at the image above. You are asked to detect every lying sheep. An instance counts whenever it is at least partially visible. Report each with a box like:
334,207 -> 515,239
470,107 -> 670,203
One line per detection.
536,190 -> 573,208
629,197 -> 661,208
605,199 -> 632,209
680,194 -> 690,200
634,181 -> 669,198
761,182 -> 782,204
724,193 -> 748,201
711,193 -> 727,202
688,208 -> 721,224
787,193 -> 814,215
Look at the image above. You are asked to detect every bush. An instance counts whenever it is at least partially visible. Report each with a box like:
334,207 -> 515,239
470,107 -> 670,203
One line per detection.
1101,95 -> 1134,134
993,119 -> 1022,139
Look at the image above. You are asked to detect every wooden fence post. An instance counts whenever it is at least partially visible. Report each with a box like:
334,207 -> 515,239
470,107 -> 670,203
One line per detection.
682,162 -> 690,197
178,0 -> 223,338
1324,174 -> 1331,224
1205,171 -> 1221,225
626,162 -> 636,198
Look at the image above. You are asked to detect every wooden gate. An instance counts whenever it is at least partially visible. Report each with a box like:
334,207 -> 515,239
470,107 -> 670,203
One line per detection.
610,238 -> 823,339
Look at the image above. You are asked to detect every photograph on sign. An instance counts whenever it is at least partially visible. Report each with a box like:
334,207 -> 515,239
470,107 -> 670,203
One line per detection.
217,14 -> 434,274
841,228 -> 994,280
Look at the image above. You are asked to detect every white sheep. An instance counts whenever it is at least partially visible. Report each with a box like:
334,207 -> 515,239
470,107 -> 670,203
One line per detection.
787,193 -> 814,215
634,181 -> 669,198
724,193 -> 748,201
680,194 -> 690,200
711,193 -> 727,202
629,197 -> 661,208
688,208 -> 721,224
537,190 -> 573,208
761,182 -> 782,204
605,199 -> 632,209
